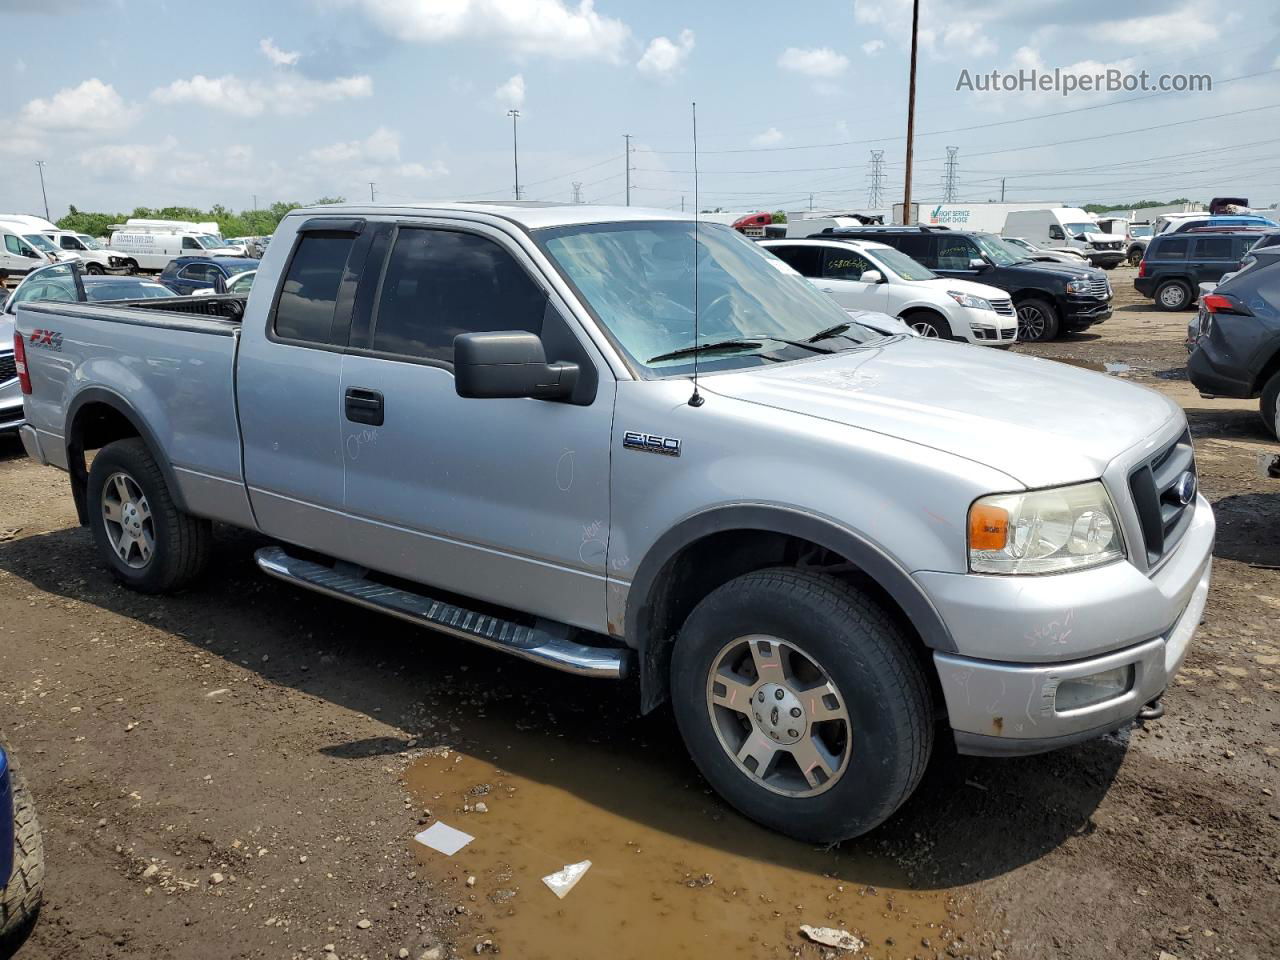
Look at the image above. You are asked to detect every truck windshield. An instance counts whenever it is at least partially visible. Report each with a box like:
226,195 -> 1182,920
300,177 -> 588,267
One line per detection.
23,234 -> 59,254
971,233 -> 1021,266
1063,222 -> 1095,236
536,220 -> 881,376
194,235 -> 221,249
1130,225 -> 1153,237
78,234 -> 104,249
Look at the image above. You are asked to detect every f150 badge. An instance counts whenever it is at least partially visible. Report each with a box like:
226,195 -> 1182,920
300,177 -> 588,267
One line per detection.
623,431 -> 681,457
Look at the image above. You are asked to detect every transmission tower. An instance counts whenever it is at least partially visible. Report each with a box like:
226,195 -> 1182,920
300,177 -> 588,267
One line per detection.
942,146 -> 959,203
867,150 -> 885,209
572,181 -> 583,203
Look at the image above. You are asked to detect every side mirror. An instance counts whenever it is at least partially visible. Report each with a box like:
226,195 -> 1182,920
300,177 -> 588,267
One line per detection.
968,257 -> 987,270
454,331 -> 579,402
858,269 -> 883,284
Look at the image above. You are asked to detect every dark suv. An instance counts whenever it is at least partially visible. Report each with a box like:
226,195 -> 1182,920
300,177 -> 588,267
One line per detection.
1187,244 -> 1280,437
821,226 -> 1112,341
1134,231 -> 1264,311
159,256 -> 259,296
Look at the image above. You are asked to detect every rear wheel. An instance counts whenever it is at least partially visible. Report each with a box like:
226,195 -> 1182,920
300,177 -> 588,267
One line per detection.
902,311 -> 953,340
670,568 -> 933,842
1127,246 -> 1144,266
1260,372 -> 1280,439
1016,297 -> 1060,341
0,760 -> 44,955
87,438 -> 210,593
1155,279 -> 1193,311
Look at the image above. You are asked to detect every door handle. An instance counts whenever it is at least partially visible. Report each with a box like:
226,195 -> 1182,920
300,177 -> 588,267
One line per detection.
344,387 -> 384,426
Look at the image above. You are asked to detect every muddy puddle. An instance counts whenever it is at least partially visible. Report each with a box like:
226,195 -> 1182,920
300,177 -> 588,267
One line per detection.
404,741 -> 958,959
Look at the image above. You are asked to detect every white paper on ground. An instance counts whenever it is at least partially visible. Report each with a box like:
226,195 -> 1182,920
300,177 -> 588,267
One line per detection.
413,821 -> 474,856
541,859 -> 592,899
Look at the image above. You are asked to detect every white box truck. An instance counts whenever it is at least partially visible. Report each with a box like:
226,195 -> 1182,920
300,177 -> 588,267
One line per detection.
1002,208 -> 1126,269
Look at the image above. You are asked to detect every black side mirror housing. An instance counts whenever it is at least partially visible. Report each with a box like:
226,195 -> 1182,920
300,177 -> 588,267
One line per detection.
454,331 -> 580,401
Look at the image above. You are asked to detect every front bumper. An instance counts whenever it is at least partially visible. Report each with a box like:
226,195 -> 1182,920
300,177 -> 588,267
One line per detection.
964,306 -> 1019,346
0,380 -> 23,433
925,493 -> 1214,755
1087,251 -> 1125,268
1061,297 -> 1112,327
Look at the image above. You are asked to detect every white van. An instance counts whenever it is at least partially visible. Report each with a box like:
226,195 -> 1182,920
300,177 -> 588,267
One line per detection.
0,219 -> 75,279
1002,208 -> 1125,269
107,221 -> 244,272
41,230 -> 130,274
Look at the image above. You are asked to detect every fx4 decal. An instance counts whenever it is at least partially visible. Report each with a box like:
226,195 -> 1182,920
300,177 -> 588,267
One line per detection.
28,329 -> 64,352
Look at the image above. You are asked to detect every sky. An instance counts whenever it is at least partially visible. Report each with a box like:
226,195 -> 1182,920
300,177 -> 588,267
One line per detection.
2,0 -> 1279,220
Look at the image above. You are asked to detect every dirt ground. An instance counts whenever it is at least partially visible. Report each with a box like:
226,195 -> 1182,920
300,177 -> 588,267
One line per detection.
1,265 -> 1277,960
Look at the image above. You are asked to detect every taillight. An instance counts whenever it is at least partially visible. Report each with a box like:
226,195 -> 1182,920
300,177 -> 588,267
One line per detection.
13,333 -> 31,395
1201,293 -> 1252,316
1137,260 -> 1147,277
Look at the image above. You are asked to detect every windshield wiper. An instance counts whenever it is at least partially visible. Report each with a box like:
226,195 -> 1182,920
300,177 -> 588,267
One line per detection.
805,321 -> 852,343
741,333 -> 836,354
647,339 -> 764,363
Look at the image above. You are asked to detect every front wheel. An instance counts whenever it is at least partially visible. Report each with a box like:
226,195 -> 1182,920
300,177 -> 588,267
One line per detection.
1016,297 -> 1060,341
0,761 -> 44,955
83,262 -> 105,275
902,311 -> 953,340
1260,372 -> 1280,439
1155,279 -> 1193,311
87,438 -> 211,593
670,569 -> 934,842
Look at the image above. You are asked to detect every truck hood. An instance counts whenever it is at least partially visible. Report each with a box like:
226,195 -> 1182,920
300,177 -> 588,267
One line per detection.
1003,259 -> 1101,283
703,338 -> 1179,488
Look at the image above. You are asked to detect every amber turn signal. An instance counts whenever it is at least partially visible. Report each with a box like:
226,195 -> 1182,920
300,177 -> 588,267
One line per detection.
969,503 -> 1009,551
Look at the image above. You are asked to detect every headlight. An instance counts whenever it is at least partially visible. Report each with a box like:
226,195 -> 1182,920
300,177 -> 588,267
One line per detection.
968,481 -> 1125,574
1066,278 -> 1091,294
947,290 -> 993,310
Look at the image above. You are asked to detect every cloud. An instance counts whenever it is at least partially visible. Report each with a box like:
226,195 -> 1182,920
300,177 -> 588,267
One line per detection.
861,39 -> 885,55
777,47 -> 849,78
305,127 -> 448,180
151,72 -> 372,117
79,136 -> 180,179
637,28 -> 694,78
751,127 -> 784,146
1094,5 -> 1219,49
494,73 -> 525,108
337,0 -> 631,62
854,0 -> 997,59
260,37 -> 301,66
20,78 -> 139,132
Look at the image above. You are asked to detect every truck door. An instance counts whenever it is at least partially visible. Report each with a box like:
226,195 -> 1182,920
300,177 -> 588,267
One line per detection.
238,219 -> 372,548
816,245 -> 890,312
338,221 -> 615,633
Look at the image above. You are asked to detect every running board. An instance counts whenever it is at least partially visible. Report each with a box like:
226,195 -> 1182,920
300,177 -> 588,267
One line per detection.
254,546 -> 629,680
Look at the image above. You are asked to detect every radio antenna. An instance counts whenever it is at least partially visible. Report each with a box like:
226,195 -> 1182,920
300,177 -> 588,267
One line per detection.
688,100 -> 705,408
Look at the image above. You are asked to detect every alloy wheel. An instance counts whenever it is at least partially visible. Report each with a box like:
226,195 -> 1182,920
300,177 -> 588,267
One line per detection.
101,471 -> 155,569
910,319 -> 941,338
1017,303 -> 1048,340
705,635 -> 852,797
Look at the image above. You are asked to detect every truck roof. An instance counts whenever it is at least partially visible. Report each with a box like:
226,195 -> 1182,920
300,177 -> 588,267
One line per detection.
291,202 -> 692,231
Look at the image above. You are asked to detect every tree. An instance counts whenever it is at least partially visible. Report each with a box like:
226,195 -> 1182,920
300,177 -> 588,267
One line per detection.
771,211 -> 787,223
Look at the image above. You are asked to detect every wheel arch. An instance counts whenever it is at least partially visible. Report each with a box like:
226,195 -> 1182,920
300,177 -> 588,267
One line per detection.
1253,342 -> 1280,395
625,505 -> 954,713
65,387 -> 187,525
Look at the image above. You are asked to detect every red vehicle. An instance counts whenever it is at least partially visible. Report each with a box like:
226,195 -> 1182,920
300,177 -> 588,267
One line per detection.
731,212 -> 774,237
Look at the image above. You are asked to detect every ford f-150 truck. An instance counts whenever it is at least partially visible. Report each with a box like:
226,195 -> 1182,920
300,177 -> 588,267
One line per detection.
13,203 -> 1214,842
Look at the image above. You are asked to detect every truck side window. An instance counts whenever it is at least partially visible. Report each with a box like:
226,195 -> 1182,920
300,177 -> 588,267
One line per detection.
182,237 -> 201,250
4,235 -> 22,256
936,238 -> 977,270
274,231 -> 358,344
1152,238 -> 1188,260
821,248 -> 872,280
1048,225 -> 1064,240
768,245 -> 821,277
370,228 -> 545,365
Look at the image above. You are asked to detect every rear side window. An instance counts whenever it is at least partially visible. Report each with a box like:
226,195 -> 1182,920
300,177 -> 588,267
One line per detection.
1194,237 -> 1234,260
768,244 -> 821,277
274,231 -> 358,344
1152,237 -> 1189,260
370,228 -> 546,364
822,247 -> 874,280
891,235 -> 935,266
1235,236 -> 1262,257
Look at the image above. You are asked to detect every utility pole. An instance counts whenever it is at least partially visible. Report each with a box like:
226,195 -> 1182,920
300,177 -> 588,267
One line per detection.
867,150 -> 885,209
252,193 -> 258,211
942,146 -> 959,203
680,195 -> 685,212
35,160 -> 49,221
507,109 -> 521,200
809,192 -> 814,212
1000,177 -> 1006,202
623,133 -> 632,206
368,182 -> 376,202
572,181 -> 583,204
901,0 -> 920,224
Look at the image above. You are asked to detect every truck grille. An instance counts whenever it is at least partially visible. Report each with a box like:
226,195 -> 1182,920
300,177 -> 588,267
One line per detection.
990,297 -> 1014,315
1087,277 -> 1111,299
1128,429 -> 1196,566
0,353 -> 15,384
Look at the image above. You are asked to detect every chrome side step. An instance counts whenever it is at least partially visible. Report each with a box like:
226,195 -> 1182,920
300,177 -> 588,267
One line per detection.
254,546 -> 629,680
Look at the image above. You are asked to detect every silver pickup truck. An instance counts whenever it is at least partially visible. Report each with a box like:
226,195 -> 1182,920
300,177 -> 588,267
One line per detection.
13,204 -> 1214,842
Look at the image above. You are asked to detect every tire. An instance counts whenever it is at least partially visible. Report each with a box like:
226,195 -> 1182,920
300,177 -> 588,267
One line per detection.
0,762 -> 44,957
670,568 -> 934,843
1127,247 -> 1143,266
1155,279 -> 1193,311
1016,296 -> 1060,342
1260,372 -> 1280,439
121,259 -> 138,274
902,311 -> 953,340
84,262 -> 105,275
87,438 -> 211,593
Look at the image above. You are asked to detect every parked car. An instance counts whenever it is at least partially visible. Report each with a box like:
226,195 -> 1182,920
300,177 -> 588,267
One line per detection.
1,263 -> 179,433
13,203 -> 1214,843
819,225 -> 1113,342
159,257 -> 260,296
1126,223 -> 1154,265
761,237 -> 1018,344
1002,208 -> 1126,268
1002,236 -> 1090,265
0,744 -> 44,955
1134,231 -> 1263,311
40,230 -> 130,275
1186,243 -> 1280,436
1166,215 -> 1278,234
191,268 -> 256,297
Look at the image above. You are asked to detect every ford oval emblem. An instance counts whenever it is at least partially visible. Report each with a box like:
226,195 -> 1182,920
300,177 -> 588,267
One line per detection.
1175,471 -> 1197,506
